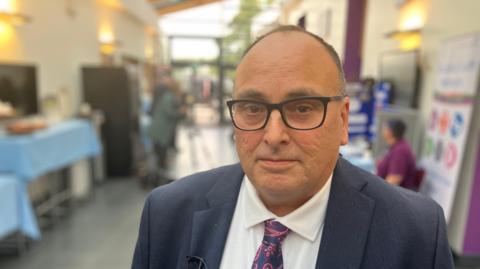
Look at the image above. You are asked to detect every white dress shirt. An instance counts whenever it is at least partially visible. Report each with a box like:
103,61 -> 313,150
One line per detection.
219,174 -> 332,269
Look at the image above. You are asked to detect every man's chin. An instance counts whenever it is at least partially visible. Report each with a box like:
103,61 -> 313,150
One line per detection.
251,173 -> 298,193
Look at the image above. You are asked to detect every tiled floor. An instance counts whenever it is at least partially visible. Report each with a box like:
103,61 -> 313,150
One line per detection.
0,178 -> 146,269
0,124 -> 478,268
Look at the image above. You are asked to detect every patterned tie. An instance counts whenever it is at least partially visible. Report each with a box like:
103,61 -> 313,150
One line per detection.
251,219 -> 290,269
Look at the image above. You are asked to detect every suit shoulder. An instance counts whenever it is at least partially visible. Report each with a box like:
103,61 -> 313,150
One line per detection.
365,172 -> 439,218
336,160 -> 452,268
339,158 -> 441,219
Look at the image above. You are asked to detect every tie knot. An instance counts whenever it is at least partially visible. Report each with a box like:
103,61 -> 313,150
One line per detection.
264,219 -> 289,242
251,219 -> 289,268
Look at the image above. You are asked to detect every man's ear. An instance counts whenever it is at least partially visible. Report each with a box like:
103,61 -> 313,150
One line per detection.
340,96 -> 349,146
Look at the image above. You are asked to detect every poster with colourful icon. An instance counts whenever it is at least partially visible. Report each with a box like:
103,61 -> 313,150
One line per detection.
420,33 -> 480,222
421,99 -> 474,221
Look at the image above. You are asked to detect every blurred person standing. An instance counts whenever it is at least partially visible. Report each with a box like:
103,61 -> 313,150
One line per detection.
168,90 -> 187,151
148,73 -> 184,181
376,119 -> 417,189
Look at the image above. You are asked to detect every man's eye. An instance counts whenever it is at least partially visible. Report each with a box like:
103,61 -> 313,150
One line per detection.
295,105 -> 313,113
244,104 -> 263,113
287,103 -> 315,114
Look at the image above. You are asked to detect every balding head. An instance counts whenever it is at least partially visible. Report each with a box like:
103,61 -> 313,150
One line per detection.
237,25 -> 346,95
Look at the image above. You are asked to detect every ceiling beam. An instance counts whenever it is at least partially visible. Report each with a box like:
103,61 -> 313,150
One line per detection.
151,0 -> 221,15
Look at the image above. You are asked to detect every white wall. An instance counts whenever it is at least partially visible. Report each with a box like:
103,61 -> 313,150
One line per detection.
120,0 -> 158,26
287,0 -> 348,60
361,0 -> 399,78
0,0 -> 158,115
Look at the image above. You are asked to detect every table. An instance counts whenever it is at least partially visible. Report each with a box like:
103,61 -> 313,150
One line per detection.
345,155 -> 375,173
340,143 -> 375,173
0,174 -> 40,240
0,119 -> 101,241
0,119 -> 101,181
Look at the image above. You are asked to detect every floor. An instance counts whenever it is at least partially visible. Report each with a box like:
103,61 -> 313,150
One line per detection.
0,124 -> 478,269
0,178 -> 146,269
0,124 -> 238,269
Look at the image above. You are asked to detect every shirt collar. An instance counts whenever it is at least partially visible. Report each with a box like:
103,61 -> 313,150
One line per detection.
242,174 -> 332,242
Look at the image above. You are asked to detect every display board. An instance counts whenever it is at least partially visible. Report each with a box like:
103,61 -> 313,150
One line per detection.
420,33 -> 480,221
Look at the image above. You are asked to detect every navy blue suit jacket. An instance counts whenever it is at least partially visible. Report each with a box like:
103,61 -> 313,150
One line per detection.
132,158 -> 454,268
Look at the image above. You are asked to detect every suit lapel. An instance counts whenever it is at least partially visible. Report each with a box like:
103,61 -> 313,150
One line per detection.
315,158 -> 376,269
187,159 -> 375,268
188,164 -> 244,269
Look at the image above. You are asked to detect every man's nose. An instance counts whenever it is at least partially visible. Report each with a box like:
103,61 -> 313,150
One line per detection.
263,110 -> 290,145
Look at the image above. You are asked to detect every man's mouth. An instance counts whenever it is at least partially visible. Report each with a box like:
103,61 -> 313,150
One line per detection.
257,158 -> 297,171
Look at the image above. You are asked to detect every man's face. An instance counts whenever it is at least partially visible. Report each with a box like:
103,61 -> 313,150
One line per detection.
233,32 -> 349,210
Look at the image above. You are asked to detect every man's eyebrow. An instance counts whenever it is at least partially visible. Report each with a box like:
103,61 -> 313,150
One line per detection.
285,88 -> 322,98
235,88 -> 324,100
235,89 -> 267,100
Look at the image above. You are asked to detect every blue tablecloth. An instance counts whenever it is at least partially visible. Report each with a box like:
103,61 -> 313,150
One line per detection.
0,119 -> 101,240
345,155 -> 375,173
0,174 -> 40,240
0,119 -> 101,181
340,144 -> 375,173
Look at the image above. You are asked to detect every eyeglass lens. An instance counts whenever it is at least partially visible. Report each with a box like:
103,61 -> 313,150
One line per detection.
230,98 -> 326,130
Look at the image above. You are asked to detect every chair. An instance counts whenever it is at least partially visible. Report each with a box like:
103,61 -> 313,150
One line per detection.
413,168 -> 425,191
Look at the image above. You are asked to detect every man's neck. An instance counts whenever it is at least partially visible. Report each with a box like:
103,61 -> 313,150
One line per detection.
266,203 -> 306,217
259,183 -> 328,217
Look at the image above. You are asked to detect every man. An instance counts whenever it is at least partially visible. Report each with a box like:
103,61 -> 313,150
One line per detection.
132,26 -> 453,269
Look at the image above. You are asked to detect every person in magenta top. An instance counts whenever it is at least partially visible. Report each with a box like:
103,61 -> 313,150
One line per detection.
376,119 -> 417,190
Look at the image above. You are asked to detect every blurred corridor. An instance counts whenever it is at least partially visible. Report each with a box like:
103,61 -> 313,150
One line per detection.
0,125 -> 237,269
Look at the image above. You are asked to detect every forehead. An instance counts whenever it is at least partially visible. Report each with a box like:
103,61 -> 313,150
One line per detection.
235,31 -> 341,99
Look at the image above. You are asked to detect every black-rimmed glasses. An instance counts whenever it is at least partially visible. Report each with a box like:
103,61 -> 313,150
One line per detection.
226,95 -> 345,131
